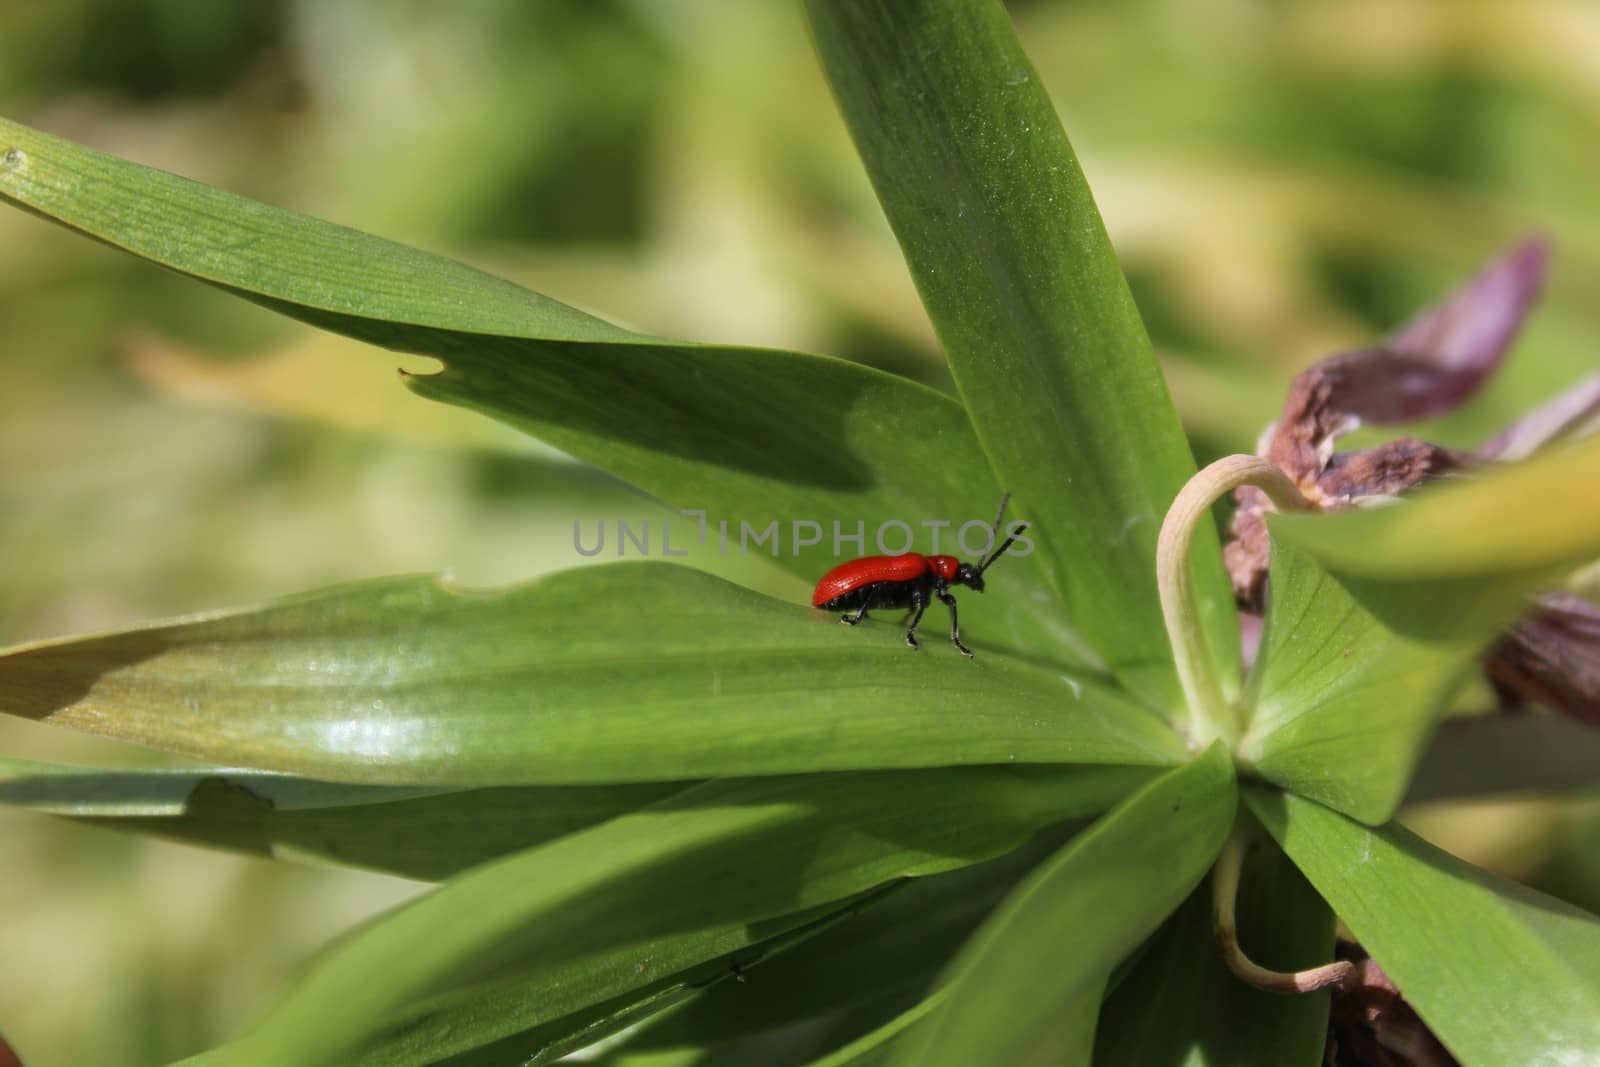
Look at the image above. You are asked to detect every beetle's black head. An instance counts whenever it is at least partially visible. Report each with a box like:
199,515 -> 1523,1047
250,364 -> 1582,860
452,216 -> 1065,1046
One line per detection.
969,522 -> 1028,587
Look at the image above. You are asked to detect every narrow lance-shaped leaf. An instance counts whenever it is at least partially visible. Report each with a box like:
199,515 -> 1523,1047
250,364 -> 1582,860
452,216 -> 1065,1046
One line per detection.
594,989 -> 943,1067
351,828 -> 1089,1065
371,890 -> 894,1067
891,745 -> 1237,1067
184,764 -> 1150,1067
617,827 -> 1073,1054
802,993 -> 950,1067
1248,787 -> 1600,1067
0,116 -> 1078,663
805,0 -> 1237,711
0,563 -> 1183,786
0,757 -> 684,881
435,985 -> 700,1067
197,892 -> 874,1067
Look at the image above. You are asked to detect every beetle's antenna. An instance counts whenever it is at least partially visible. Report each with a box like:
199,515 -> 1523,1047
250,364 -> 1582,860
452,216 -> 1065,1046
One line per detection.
977,523 -> 1027,575
976,493 -> 1020,574
991,493 -> 1011,537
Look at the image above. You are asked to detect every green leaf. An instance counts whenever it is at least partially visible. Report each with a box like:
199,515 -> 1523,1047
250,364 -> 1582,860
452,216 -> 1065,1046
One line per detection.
0,564 -> 1182,785
0,757 -> 682,881
1240,535 -> 1472,823
1268,437 -> 1600,642
1405,713 -> 1600,805
189,765 -> 1148,1066
194,897 -> 858,1067
804,0 -> 1236,711
803,994 -> 947,1067
622,827 -> 1071,1053
426,978 -> 702,1067
890,746 -> 1237,1067
396,892 -> 886,1067
192,895 -> 876,1067
0,114 -> 1080,663
373,848 -> 1041,1067
1095,838 -> 1333,1067
1248,787 -> 1600,1067
595,992 -> 943,1067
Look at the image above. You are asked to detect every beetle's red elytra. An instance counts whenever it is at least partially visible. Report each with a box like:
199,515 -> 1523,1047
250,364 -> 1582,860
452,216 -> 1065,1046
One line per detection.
810,497 -> 1026,659
811,553 -> 960,607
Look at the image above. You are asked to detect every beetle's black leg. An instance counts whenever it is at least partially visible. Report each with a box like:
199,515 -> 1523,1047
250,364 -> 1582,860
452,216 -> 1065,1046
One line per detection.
937,590 -> 973,658
841,602 -> 869,627
904,590 -> 928,651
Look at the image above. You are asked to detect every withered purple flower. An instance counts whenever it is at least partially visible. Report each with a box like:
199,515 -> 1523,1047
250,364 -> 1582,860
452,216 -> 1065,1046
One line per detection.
1324,942 -> 1460,1067
1225,238 -> 1600,723
1486,593 -> 1600,726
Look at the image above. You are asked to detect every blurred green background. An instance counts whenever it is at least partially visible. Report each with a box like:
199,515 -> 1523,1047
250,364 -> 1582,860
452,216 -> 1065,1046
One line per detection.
2,1 -> 1597,1063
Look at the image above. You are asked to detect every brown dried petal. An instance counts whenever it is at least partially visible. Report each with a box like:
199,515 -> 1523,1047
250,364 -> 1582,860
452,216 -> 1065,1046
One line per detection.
1267,238 -> 1549,486
1226,484 -> 1274,610
1226,439 -> 1469,612
1484,592 -> 1600,725
1269,350 -> 1388,485
1316,437 -> 1472,505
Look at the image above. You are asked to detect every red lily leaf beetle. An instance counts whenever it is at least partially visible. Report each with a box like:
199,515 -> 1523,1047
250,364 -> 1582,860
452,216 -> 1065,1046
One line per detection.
812,495 -> 1028,658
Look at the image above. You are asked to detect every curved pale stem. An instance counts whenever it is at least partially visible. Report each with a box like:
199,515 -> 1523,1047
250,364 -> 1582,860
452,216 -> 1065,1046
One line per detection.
1212,827 -> 1355,994
1157,454 -> 1311,747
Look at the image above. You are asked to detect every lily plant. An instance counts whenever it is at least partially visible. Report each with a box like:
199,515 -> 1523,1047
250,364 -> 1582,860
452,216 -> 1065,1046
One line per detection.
2,3 -> 1598,1065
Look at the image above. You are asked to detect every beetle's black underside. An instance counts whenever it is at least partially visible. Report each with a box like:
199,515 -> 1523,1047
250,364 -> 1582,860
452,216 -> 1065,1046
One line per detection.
818,577 -> 936,614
